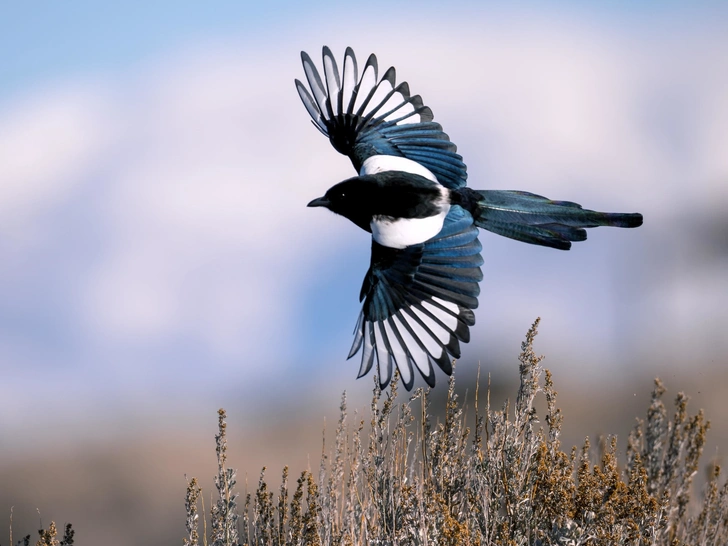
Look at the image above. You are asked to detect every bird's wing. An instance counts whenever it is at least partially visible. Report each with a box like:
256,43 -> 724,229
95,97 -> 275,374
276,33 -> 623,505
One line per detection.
295,46 -> 468,189
349,206 -> 483,390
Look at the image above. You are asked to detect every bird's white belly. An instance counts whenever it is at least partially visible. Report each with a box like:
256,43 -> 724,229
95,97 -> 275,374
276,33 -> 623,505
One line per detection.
371,208 -> 449,249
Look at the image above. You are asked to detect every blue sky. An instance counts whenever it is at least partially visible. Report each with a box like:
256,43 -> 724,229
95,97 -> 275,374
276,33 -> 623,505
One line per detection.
1,2 -> 727,448
2,1 -> 724,96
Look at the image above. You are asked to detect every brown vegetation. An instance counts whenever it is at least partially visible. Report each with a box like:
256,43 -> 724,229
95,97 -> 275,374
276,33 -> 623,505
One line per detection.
184,319 -> 727,545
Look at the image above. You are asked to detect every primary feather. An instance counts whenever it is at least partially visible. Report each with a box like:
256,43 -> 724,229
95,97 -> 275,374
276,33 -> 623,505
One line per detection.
295,47 -> 468,189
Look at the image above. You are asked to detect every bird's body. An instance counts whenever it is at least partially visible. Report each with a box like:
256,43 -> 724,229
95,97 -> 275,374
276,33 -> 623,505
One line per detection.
312,169 -> 451,248
298,47 -> 643,390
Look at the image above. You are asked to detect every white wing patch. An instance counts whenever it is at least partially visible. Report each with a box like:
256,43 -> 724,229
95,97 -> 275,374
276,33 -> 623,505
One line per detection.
352,297 -> 465,389
373,322 -> 393,386
411,306 -> 451,345
383,320 -> 411,387
365,77 -> 417,124
353,61 -> 378,115
392,313 -> 432,380
421,299 -> 460,332
360,155 -> 438,181
323,54 -> 341,116
401,308 -> 446,362
341,52 -> 357,113
359,320 -> 375,378
303,60 -> 328,119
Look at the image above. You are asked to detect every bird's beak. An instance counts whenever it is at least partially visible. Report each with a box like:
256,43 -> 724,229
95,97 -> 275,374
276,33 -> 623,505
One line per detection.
307,196 -> 330,208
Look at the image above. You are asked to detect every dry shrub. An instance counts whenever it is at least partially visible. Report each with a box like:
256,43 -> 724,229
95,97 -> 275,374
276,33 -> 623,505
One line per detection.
185,319 -> 727,546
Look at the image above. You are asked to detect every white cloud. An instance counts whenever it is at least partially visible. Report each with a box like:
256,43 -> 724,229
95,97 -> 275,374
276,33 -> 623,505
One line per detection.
74,49 -> 350,366
0,84 -> 113,239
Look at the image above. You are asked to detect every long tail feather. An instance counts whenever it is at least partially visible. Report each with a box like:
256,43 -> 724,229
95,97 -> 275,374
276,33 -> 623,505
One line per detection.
463,189 -> 643,250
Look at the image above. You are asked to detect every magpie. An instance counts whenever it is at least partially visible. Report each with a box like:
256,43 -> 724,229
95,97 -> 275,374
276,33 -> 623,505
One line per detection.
297,46 -> 643,391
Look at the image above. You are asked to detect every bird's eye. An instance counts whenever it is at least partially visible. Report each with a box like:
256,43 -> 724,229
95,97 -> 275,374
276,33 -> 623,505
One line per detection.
339,191 -> 346,199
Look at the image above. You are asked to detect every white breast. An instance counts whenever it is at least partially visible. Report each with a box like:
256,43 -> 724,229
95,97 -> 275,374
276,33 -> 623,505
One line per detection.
371,208 -> 450,249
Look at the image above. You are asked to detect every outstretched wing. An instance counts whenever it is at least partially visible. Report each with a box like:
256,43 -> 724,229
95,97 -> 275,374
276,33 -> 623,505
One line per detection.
349,206 -> 483,390
295,46 -> 468,190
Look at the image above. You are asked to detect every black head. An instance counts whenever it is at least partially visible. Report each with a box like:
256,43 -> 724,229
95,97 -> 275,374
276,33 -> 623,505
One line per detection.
308,172 -> 446,233
307,177 -> 377,232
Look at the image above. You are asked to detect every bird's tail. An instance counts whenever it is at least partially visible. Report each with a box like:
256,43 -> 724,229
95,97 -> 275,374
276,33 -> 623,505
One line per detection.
460,189 -> 643,250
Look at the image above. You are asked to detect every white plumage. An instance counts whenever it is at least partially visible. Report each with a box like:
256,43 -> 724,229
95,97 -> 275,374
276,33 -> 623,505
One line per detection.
370,211 -> 450,249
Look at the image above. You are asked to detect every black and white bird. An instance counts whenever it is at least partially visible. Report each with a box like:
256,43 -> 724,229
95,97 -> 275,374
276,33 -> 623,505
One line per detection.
297,46 -> 643,391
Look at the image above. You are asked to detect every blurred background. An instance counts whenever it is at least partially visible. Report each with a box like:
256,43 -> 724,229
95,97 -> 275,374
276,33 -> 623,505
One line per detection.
1,1 -> 727,544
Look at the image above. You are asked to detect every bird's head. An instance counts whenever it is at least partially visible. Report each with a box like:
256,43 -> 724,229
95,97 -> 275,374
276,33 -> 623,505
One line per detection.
307,177 -> 378,231
308,178 -> 371,213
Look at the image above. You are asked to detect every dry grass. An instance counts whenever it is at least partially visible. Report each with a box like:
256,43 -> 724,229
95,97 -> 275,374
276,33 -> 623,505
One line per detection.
184,318 -> 727,546
4,319 -> 725,545
4,519 -> 75,546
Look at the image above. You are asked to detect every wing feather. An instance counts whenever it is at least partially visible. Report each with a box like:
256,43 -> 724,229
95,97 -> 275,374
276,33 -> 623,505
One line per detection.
341,47 -> 359,114
358,321 -> 376,379
301,51 -> 328,118
383,319 -> 413,389
322,46 -> 342,117
296,47 -> 468,188
348,206 -> 482,389
295,80 -> 327,134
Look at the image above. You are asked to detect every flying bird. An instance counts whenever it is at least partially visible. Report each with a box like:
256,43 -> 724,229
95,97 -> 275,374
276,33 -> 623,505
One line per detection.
297,46 -> 642,391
